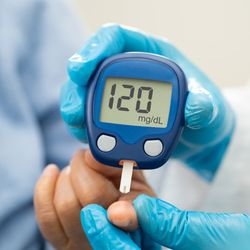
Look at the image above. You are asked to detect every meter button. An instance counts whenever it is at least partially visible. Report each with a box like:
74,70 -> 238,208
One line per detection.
97,135 -> 116,152
144,140 -> 163,157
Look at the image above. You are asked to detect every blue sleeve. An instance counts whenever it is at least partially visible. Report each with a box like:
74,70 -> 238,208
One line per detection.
0,1 -> 87,249
20,0 -> 87,168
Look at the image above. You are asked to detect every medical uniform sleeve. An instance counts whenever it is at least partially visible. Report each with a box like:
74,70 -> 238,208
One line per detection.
20,0 -> 86,168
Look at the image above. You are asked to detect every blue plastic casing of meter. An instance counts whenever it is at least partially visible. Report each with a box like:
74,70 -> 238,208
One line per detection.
86,52 -> 188,169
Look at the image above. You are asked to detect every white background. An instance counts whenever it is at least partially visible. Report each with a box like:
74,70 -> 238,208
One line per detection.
72,0 -> 250,87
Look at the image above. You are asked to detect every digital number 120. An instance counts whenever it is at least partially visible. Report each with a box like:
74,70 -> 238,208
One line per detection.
108,84 -> 153,114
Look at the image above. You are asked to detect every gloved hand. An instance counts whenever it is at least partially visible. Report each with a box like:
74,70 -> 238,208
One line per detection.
80,195 -> 250,250
60,24 -> 235,180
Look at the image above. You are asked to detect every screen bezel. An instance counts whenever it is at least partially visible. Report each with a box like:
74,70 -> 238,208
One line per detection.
92,57 -> 179,144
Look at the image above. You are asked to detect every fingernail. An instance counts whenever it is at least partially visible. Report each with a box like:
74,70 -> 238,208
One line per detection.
42,164 -> 57,177
64,166 -> 71,174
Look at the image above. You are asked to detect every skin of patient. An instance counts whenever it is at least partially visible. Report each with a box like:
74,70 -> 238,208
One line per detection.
34,149 -> 154,250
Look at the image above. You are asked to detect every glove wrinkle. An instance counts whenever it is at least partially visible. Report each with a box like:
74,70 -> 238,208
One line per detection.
81,205 -> 140,250
133,195 -> 250,250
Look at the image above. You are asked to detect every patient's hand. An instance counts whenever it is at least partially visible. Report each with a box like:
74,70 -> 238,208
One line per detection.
34,149 -> 155,250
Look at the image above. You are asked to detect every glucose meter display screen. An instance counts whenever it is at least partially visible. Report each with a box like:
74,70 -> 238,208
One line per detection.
100,77 -> 172,128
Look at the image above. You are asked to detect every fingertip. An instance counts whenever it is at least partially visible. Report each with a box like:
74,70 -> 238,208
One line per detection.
35,164 -> 60,201
41,164 -> 59,176
67,33 -> 108,86
81,204 -> 138,249
185,90 -> 215,129
67,53 -> 92,86
108,201 -> 138,231
68,24 -> 125,86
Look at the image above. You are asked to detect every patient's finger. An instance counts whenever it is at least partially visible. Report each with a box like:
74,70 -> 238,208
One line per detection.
70,150 -> 120,208
84,149 -> 148,184
107,186 -> 155,232
108,200 -> 138,232
81,204 -> 139,250
34,164 -> 68,248
53,166 -> 90,248
84,149 -> 122,178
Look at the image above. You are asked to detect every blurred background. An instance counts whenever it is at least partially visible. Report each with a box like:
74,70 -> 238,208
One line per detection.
72,0 -> 250,87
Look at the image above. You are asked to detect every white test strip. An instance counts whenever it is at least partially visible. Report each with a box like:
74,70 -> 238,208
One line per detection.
119,161 -> 134,194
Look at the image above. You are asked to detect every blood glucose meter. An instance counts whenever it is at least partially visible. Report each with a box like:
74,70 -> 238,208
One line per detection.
86,52 -> 188,193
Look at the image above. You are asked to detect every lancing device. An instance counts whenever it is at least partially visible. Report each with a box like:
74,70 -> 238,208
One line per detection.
86,52 -> 188,193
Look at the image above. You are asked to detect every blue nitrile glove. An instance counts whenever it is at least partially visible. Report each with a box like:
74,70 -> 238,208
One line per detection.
60,24 -> 235,180
81,204 -> 160,250
80,195 -> 250,250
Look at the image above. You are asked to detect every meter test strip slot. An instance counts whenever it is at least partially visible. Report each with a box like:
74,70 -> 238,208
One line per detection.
86,53 -> 188,193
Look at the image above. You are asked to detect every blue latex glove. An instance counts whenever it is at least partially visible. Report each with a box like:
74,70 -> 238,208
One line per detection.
80,195 -> 250,250
60,24 -> 235,180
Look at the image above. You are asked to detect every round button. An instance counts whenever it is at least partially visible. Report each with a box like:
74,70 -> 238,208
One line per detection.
144,140 -> 163,157
97,134 -> 116,152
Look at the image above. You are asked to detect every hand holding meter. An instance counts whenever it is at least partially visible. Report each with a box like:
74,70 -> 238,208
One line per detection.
86,52 -> 187,193
63,25 -> 234,183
